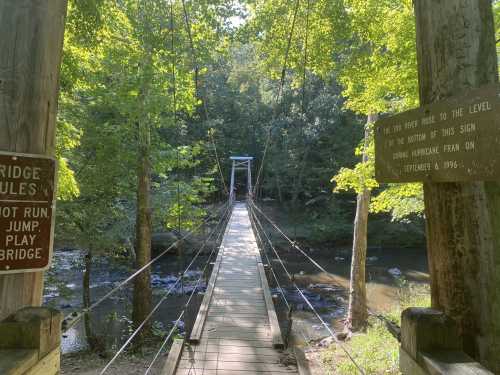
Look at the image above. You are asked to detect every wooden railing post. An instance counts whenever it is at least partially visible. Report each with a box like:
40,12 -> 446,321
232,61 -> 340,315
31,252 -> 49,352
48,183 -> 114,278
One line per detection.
0,307 -> 62,374
400,307 -> 493,374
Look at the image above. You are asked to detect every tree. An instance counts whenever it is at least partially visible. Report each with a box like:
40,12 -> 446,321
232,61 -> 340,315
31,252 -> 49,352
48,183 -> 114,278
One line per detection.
56,0 -> 228,350
345,113 -> 377,331
329,0 -> 426,332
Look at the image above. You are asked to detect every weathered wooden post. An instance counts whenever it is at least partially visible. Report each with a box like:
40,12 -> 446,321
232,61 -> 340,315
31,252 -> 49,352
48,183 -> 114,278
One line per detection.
399,308 -> 492,374
374,2 -> 500,372
0,307 -> 62,374
0,1 -> 67,373
0,0 -> 68,319
413,1 -> 500,371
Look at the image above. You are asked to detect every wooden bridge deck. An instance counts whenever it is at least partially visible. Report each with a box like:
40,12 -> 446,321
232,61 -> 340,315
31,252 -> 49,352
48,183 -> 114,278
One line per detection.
169,203 -> 299,375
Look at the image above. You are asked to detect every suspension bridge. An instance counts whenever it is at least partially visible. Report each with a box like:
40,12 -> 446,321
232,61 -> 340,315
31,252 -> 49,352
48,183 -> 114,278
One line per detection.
51,156 -> 368,375
2,155 -> 492,375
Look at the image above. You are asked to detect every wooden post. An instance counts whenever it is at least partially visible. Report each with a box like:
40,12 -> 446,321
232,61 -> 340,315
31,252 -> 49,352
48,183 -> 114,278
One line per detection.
0,307 -> 62,374
0,0 -> 68,320
413,1 -> 500,371
400,308 -> 492,375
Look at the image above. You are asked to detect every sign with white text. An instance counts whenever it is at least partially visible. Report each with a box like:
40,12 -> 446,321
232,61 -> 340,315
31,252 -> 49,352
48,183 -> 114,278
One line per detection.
375,84 -> 500,183
0,152 -> 57,273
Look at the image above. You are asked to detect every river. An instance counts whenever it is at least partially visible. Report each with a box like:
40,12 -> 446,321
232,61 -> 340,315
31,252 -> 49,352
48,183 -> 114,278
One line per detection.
43,245 -> 429,354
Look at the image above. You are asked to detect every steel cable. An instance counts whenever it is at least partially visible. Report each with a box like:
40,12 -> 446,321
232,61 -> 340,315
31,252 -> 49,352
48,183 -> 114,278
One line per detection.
180,0 -> 229,196
248,204 -> 290,309
99,203 -> 232,374
250,201 -> 329,274
250,204 -> 366,375
143,210 -> 228,375
250,200 -> 399,335
253,0 -> 302,197
62,202 -> 229,333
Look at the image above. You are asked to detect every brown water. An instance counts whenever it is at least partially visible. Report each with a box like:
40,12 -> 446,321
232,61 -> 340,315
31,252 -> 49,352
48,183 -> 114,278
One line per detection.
45,243 -> 429,353
265,244 -> 429,341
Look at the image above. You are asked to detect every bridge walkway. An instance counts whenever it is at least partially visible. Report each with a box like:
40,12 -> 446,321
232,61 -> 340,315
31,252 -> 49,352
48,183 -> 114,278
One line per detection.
169,203 -> 299,375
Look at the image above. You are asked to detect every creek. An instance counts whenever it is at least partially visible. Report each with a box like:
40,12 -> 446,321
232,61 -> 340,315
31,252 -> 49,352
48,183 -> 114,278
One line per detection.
43,245 -> 428,353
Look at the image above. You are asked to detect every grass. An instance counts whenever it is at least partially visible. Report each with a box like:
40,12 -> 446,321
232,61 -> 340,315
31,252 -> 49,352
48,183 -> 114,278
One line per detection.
321,281 -> 431,375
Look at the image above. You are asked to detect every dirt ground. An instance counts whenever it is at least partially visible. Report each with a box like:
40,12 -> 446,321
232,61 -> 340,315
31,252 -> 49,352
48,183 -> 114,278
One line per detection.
61,346 -> 163,375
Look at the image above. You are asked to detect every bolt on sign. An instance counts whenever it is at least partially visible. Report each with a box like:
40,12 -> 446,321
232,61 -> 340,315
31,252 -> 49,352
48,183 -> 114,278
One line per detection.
0,152 -> 57,274
375,84 -> 500,183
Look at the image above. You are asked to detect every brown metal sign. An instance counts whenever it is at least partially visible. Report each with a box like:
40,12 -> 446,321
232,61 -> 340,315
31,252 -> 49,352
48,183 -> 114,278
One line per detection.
375,84 -> 500,183
0,152 -> 57,273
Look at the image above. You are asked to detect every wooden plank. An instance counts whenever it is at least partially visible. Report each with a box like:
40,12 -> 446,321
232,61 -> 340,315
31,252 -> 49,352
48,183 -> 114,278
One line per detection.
421,350 -> 493,375
180,351 -> 282,364
205,325 -> 270,332
189,215 -> 231,343
161,338 -> 184,375
194,338 -> 275,348
211,300 -> 266,306
0,349 -> 38,375
177,359 -> 297,372
258,262 -> 284,349
175,369 -> 279,375
25,347 -> 60,375
293,347 -> 312,375
206,316 -> 270,325
189,256 -> 221,343
182,344 -> 280,356
202,330 -> 271,341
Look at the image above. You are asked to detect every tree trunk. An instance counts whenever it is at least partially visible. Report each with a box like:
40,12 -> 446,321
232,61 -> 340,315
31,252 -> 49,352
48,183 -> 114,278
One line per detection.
83,250 -> 95,350
0,0 -> 68,320
83,250 -> 92,340
346,113 -> 377,332
132,116 -> 152,346
414,1 -> 500,370
131,45 -> 154,345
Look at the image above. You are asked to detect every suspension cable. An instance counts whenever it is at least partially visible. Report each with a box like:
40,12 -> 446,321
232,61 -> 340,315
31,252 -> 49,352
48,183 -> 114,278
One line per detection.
248,204 -> 290,309
251,199 -> 400,338
144,311 -> 184,375
180,0 -> 229,196
250,204 -> 335,373
253,0 -> 301,197
301,0 -> 311,113
169,0 -> 183,234
143,210 -> 227,375
250,200 -> 329,273
99,203 -> 231,374
62,202 -> 228,333
250,204 -> 366,375
209,130 -> 229,196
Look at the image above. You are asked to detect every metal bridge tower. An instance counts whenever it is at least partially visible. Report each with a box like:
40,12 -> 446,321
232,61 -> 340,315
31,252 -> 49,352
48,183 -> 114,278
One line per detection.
229,156 -> 253,203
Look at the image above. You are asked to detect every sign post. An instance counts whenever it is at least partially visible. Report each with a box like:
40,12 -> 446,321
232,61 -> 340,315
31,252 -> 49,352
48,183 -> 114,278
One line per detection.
375,84 -> 500,183
0,152 -> 57,273
0,0 -> 68,320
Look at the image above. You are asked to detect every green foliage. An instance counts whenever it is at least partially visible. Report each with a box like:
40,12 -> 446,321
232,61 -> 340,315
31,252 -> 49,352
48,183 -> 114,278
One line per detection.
322,317 -> 400,374
332,132 -> 377,194
55,0 -> 230,253
321,282 -> 430,374
327,0 -> 423,221
370,184 -> 424,222
339,0 -> 418,114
